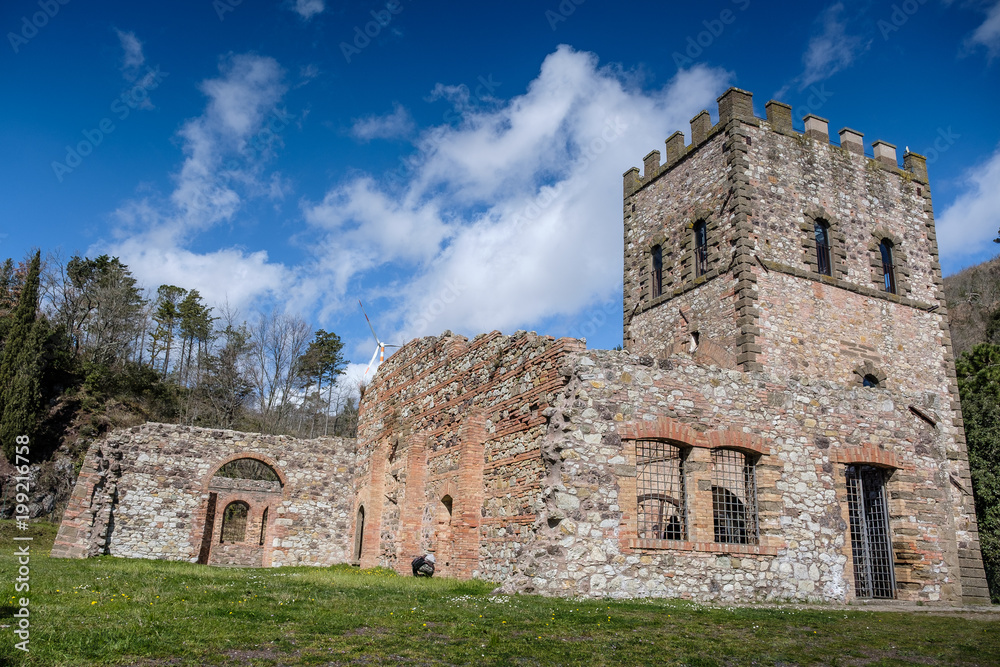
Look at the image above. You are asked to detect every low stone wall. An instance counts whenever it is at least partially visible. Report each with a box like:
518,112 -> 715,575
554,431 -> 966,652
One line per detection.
52,423 -> 356,568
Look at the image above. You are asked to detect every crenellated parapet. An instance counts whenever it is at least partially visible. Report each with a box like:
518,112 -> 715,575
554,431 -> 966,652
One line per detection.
624,87 -> 929,198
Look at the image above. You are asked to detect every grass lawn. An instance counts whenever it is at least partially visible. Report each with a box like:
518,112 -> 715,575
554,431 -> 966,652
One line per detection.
0,520 -> 997,666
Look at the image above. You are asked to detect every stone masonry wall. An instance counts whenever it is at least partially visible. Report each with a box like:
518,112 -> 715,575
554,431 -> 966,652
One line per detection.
52,423 -> 356,568
506,349 -> 972,603
353,330 -> 584,580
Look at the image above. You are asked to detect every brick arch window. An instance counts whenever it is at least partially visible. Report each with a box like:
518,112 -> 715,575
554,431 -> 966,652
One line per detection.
651,244 -> 663,299
868,230 -> 908,296
801,209 -> 845,279
711,449 -> 759,545
853,361 -> 887,389
814,220 -> 832,276
693,220 -> 708,277
635,439 -> 687,541
220,501 -> 249,543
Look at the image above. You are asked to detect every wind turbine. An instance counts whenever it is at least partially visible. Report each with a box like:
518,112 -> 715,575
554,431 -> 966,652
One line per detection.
359,300 -> 400,380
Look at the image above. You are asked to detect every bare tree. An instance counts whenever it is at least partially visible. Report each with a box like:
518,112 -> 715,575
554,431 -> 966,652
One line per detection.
246,310 -> 311,433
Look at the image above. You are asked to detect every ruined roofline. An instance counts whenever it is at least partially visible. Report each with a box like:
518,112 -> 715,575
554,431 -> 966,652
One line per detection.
623,87 -> 930,198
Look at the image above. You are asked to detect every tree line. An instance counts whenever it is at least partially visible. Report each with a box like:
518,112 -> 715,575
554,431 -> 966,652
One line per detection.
0,250 -> 356,463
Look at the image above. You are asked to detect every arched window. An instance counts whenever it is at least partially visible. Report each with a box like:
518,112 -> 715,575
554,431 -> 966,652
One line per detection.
814,221 -> 832,276
711,449 -> 758,545
220,501 -> 249,543
353,506 -> 365,562
879,240 -> 896,294
693,221 -> 708,277
635,440 -> 687,541
651,245 -> 663,298
862,374 -> 880,388
258,507 -> 268,546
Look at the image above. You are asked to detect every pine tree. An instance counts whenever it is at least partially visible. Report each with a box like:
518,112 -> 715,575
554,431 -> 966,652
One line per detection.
0,251 -> 45,461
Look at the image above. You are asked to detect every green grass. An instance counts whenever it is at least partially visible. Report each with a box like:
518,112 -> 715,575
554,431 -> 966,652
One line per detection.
0,520 -> 997,666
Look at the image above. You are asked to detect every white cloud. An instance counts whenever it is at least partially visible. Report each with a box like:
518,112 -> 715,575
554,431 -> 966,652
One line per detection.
777,3 -> 868,97
936,145 -> 1000,261
350,103 -> 416,141
292,0 -> 324,19
301,46 -> 730,342
115,29 -> 145,77
101,54 -> 293,312
969,0 -> 1000,58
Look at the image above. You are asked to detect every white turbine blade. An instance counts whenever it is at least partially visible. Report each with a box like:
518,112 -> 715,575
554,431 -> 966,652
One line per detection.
363,345 -> 381,378
358,299 -> 381,346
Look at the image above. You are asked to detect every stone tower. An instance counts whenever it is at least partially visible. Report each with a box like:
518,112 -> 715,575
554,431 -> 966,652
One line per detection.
621,87 -> 989,603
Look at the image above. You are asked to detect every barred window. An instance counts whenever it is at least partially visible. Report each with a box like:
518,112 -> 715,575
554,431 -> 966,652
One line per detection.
220,501 -> 249,543
846,465 -> 896,599
814,221 -> 832,276
694,221 -> 708,277
879,239 -> 896,294
651,245 -> 663,298
636,440 -> 687,541
712,449 -> 759,545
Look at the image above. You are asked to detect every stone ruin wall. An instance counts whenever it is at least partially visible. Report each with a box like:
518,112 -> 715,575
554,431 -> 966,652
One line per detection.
505,348 -> 975,603
353,330 -> 584,580
51,423 -> 356,568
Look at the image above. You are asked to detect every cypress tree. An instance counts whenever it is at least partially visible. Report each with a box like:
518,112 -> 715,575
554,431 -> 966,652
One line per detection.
0,251 -> 44,461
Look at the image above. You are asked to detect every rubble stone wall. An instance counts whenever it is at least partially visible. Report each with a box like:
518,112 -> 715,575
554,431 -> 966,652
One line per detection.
508,349 -> 969,603
51,423 -> 356,568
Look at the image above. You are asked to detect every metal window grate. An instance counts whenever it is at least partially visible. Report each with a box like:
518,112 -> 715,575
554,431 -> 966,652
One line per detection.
220,501 -> 249,543
816,242 -> 832,276
694,221 -> 708,277
879,240 -> 897,294
846,465 -> 896,599
636,440 -> 686,541
712,449 -> 759,544
652,245 -> 663,298
814,223 -> 832,276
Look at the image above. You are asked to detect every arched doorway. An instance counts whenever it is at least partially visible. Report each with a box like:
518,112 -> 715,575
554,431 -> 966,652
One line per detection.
199,457 -> 283,567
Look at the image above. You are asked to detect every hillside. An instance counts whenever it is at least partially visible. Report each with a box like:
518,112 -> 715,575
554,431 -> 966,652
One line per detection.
944,253 -> 1000,357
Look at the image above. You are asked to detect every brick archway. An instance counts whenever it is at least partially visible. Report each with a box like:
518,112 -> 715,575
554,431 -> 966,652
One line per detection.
195,454 -> 286,567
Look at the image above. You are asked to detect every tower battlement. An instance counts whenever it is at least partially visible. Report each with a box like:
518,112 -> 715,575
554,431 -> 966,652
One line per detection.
624,87 -> 929,197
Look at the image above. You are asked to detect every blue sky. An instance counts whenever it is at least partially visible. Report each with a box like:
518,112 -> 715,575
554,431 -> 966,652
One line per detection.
3,0 -> 1000,379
